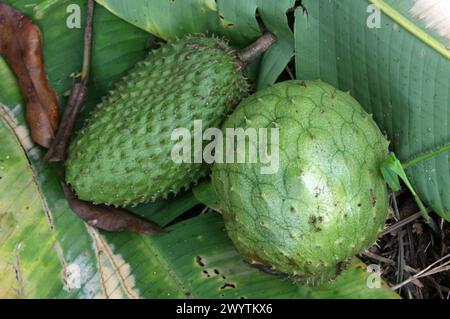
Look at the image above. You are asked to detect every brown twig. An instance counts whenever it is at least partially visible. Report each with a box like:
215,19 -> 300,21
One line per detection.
360,251 -> 396,266
380,211 -> 422,237
285,65 -> 295,80
391,254 -> 450,291
392,194 -> 407,290
44,0 -> 95,162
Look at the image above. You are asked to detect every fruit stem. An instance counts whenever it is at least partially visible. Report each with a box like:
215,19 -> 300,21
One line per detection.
81,0 -> 95,84
236,32 -> 277,70
44,0 -> 94,162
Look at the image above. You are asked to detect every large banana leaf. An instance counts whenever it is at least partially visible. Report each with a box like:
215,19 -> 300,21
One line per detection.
295,0 -> 450,220
0,0 -> 399,298
95,0 -> 296,89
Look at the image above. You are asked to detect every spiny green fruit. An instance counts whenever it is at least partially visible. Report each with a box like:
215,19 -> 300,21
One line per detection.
211,80 -> 390,286
66,34 -> 275,207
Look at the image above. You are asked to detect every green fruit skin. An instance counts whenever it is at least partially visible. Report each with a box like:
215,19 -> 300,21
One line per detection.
66,35 -> 248,207
212,80 -> 390,285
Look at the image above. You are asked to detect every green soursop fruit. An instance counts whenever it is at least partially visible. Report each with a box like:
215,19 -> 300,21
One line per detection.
211,80 -> 390,285
66,35 -> 267,207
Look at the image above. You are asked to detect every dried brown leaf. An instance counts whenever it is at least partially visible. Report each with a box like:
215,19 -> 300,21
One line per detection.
413,223 -> 424,236
0,3 -> 59,148
61,183 -> 163,235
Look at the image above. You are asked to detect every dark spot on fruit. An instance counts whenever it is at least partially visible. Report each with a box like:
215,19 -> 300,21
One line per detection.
203,270 -> 210,277
370,189 -> 377,207
214,269 -> 220,275
309,215 -> 322,232
314,191 -> 320,198
357,203 -> 362,207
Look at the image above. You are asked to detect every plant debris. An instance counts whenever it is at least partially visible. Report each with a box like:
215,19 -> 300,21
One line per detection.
360,194 -> 450,299
62,183 -> 163,235
0,3 -> 59,148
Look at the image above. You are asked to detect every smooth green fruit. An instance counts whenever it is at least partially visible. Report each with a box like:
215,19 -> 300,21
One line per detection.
66,35 -> 249,207
212,80 -> 390,285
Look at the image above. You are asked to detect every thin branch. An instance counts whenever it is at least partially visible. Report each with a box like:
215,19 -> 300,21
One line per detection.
285,65 -> 295,80
391,254 -> 450,291
360,251 -> 395,265
391,194 -> 407,292
81,0 -> 94,84
380,211 -> 422,237
44,0 -> 95,162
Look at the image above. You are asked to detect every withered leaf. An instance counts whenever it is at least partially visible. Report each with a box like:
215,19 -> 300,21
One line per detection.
0,3 -> 59,148
61,183 -> 163,235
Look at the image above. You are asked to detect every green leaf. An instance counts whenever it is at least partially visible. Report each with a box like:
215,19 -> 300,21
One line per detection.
381,155 -> 403,192
130,192 -> 199,228
95,0 -> 296,88
0,110 -> 63,298
381,153 -> 430,220
311,259 -> 400,299
95,0 -> 223,41
192,179 -> 221,211
295,0 -> 450,220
